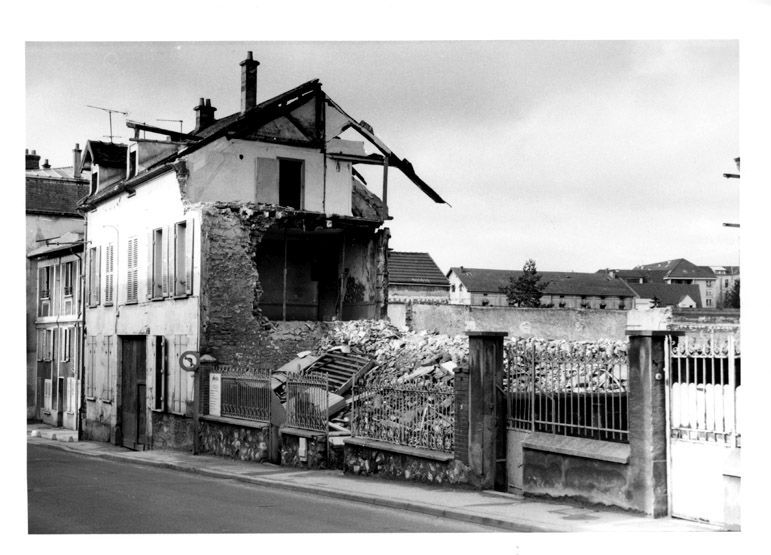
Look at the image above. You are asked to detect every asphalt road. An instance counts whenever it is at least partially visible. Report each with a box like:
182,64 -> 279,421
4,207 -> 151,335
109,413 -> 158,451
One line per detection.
27,444 -> 500,533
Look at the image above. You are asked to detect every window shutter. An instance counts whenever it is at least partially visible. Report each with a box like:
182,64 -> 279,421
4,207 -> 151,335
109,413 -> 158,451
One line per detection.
147,230 -> 154,299
95,246 -> 101,305
172,224 -> 178,296
161,227 -> 170,297
127,237 -> 138,302
160,336 -> 167,411
147,335 -> 156,408
255,157 -> 280,204
104,244 -> 114,305
185,217 -> 194,295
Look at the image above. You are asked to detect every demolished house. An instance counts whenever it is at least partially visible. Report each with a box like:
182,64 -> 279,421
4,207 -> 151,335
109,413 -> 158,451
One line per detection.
78,52 -> 446,449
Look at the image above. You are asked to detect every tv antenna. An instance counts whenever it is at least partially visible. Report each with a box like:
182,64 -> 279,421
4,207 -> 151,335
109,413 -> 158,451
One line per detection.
87,105 -> 128,143
157,119 -> 184,134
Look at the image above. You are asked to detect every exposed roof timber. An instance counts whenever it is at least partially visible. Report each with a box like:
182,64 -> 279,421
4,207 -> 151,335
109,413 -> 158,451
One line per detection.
126,120 -> 200,141
328,152 -> 386,166
352,167 -> 368,185
325,96 -> 448,205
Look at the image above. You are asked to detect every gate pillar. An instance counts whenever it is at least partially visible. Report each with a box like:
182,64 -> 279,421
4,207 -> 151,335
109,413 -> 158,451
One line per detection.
466,331 -> 507,490
626,330 -> 672,517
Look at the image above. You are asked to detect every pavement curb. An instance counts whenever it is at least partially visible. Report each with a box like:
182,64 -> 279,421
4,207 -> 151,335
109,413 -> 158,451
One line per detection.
29,439 -> 548,532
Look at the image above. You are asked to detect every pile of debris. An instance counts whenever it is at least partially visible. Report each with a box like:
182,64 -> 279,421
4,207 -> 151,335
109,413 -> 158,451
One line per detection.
315,320 -> 468,387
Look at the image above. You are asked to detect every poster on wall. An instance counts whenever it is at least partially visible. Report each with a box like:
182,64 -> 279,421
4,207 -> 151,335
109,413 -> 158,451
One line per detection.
209,373 -> 221,417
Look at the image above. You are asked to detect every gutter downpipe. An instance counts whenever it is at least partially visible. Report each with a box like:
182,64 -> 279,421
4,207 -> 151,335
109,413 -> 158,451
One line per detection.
78,219 -> 87,440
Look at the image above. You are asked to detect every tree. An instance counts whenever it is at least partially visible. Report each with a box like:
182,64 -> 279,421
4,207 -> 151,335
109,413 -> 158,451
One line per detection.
724,279 -> 740,309
503,259 -> 547,307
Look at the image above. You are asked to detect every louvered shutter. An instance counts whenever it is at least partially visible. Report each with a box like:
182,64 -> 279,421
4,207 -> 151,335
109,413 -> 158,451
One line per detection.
104,244 -> 114,305
147,230 -> 155,299
95,246 -> 101,305
161,227 -> 169,297
127,237 -> 138,302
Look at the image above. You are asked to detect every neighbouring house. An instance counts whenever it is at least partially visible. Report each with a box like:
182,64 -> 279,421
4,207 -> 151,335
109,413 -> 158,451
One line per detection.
710,265 -> 740,308
25,147 -> 89,420
622,282 -> 702,309
387,251 -> 449,303
77,52 -> 446,450
603,259 -> 722,308
447,267 -> 635,309
27,232 -> 84,429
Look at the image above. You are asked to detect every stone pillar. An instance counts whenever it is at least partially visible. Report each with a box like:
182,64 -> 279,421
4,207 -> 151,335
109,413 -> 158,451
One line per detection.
626,330 -> 672,517
196,355 -> 217,455
466,331 -> 507,490
453,364 -> 469,465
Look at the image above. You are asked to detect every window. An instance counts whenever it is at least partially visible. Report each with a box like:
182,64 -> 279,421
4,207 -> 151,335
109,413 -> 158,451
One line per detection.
706,299 -> 713,307
451,284 -> 456,292
39,266 -> 51,299
44,329 -> 53,361
36,329 -> 45,361
90,170 -> 98,195
706,280 -> 714,288
63,261 -> 74,296
104,244 -> 114,305
153,336 -> 167,411
61,327 -> 71,362
724,279 -> 729,287
279,159 -> 303,209
88,246 -> 100,307
126,237 -> 138,303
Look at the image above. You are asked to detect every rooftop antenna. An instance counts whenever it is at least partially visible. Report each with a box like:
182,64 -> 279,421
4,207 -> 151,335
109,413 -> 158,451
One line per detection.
87,105 -> 128,143
157,119 -> 184,134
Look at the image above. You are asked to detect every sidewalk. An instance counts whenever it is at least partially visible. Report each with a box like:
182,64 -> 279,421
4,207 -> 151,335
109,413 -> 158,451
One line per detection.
27,423 -> 723,533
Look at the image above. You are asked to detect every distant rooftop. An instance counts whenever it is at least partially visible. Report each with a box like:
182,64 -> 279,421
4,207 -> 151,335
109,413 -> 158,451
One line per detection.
389,252 -> 449,288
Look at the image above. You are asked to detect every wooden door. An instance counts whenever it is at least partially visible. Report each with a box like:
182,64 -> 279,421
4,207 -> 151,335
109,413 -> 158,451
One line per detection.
120,336 -> 147,450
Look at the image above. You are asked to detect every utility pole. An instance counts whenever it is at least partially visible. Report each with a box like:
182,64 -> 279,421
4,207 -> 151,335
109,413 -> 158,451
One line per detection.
87,105 -> 128,143
722,157 -> 740,228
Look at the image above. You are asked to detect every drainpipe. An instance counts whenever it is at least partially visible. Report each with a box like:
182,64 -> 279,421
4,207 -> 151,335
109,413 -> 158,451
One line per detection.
78,220 -> 87,440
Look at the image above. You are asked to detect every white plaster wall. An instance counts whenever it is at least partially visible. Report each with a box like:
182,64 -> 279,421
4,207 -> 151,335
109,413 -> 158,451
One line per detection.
183,138 -> 352,216
85,170 -> 201,433
447,271 -> 472,305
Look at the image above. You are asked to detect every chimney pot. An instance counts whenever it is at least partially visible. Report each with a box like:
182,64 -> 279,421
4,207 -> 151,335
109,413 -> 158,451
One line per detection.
42,159 -> 51,169
240,51 -> 260,114
73,143 -> 83,179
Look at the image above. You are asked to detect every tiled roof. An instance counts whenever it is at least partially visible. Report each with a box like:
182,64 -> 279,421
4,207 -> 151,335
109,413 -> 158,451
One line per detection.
449,267 -> 634,297
389,252 -> 449,288
26,165 -> 89,180
625,282 -> 702,308
27,231 -> 84,258
634,258 -> 715,280
26,175 -> 89,216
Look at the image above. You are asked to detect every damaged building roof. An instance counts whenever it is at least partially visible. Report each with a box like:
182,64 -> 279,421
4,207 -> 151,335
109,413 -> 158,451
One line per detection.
79,55 -> 447,210
389,252 -> 450,288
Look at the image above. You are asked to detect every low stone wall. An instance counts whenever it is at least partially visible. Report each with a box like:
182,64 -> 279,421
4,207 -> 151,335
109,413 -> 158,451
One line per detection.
152,412 -> 194,451
388,303 -> 627,341
82,399 -> 112,443
343,442 -> 470,486
198,417 -> 270,462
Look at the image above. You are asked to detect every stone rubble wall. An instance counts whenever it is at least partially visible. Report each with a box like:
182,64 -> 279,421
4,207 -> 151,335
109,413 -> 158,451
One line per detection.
344,444 -> 470,486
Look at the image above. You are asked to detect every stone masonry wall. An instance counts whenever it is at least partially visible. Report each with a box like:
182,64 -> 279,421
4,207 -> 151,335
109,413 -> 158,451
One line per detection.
151,412 -> 194,451
344,444 -> 471,486
198,419 -> 270,462
280,433 -> 342,469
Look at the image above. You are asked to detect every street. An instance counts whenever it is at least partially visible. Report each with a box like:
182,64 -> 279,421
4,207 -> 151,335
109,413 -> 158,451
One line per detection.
27,444 -> 500,533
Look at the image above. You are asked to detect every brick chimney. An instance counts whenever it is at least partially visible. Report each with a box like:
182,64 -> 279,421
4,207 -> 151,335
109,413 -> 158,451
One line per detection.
26,149 -> 41,170
193,98 -> 217,133
73,143 -> 82,178
240,51 -> 259,114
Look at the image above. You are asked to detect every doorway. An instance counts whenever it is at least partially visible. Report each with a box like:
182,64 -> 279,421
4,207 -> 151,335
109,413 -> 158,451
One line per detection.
120,336 -> 147,450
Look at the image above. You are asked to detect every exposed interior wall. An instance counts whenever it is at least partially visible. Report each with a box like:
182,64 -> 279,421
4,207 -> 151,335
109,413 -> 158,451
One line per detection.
388,303 -> 628,341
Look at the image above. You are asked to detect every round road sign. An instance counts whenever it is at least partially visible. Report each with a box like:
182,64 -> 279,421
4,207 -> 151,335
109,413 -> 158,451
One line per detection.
179,351 -> 200,372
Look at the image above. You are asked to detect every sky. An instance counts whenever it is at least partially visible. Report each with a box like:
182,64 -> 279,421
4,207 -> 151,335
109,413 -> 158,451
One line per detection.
26,40 -> 739,274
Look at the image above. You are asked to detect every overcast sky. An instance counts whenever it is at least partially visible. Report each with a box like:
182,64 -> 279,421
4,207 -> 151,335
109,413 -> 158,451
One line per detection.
26,40 -> 739,273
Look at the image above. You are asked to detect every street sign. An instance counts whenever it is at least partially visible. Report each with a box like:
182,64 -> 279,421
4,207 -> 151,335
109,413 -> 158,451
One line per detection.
179,350 -> 200,372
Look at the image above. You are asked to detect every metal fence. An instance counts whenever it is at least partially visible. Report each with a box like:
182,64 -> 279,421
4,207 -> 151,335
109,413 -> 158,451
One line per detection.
505,340 -> 629,443
667,335 -> 741,447
351,381 -> 455,453
219,366 -> 272,422
284,373 -> 329,433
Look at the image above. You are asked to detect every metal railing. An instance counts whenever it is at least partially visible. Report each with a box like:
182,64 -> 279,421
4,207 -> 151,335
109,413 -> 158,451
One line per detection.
667,335 -> 741,447
505,340 -> 629,443
284,373 -> 329,433
351,381 -> 455,453
219,366 -> 272,422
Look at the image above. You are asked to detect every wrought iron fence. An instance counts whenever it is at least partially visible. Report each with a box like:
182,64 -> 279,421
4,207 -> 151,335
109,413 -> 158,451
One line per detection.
351,381 -> 454,453
505,340 -> 629,443
284,373 -> 329,433
667,335 -> 740,447
219,366 -> 272,422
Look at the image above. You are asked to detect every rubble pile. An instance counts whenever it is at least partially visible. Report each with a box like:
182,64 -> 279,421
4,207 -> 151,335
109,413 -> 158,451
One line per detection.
315,320 -> 469,386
